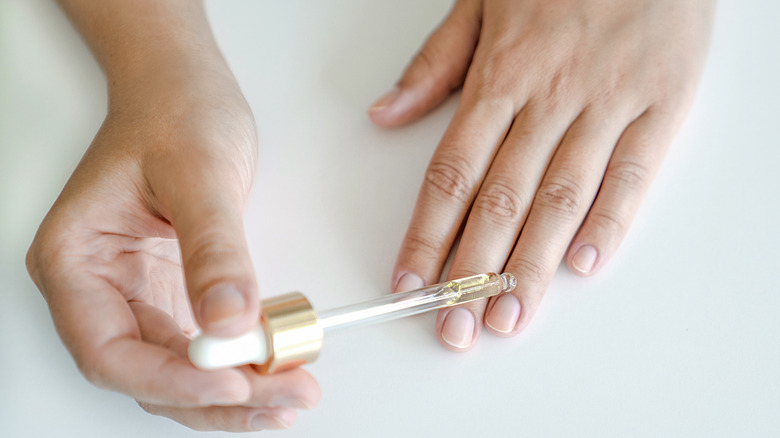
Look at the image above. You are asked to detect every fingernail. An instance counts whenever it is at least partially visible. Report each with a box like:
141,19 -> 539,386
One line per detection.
200,284 -> 246,328
394,273 -> 424,293
441,307 -> 475,349
485,293 -> 521,334
572,245 -> 598,275
369,86 -> 401,112
250,414 -> 291,431
270,396 -> 314,410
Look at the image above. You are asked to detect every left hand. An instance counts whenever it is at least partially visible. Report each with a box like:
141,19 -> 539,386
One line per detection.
369,0 -> 715,350
26,51 -> 320,431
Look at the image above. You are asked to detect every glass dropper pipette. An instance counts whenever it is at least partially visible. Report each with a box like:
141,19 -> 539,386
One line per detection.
317,272 -> 516,332
189,272 -> 516,372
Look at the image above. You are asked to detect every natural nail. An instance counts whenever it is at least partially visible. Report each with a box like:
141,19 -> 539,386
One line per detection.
270,396 -> 314,410
395,273 -> 424,293
250,414 -> 290,431
200,284 -> 246,328
441,307 -> 475,349
369,86 -> 400,112
572,245 -> 598,275
485,293 -> 521,334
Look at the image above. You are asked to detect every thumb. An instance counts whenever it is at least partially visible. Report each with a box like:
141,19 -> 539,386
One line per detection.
149,151 -> 259,338
368,0 -> 481,128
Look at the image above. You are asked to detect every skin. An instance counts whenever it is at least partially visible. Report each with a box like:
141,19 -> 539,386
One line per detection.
26,0 -> 715,432
369,0 -> 715,351
26,0 -> 319,432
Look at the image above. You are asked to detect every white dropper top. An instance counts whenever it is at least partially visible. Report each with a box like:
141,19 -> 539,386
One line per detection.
189,325 -> 268,370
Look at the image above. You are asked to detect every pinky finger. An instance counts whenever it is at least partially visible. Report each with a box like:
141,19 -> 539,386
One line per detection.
567,107 -> 682,276
138,403 -> 297,432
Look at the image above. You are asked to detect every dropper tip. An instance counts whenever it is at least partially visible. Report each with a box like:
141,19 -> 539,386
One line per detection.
500,273 -> 516,293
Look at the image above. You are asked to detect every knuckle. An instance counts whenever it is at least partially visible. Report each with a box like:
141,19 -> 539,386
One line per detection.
587,76 -> 624,109
25,244 -> 38,282
184,231 -> 241,274
473,182 -> 526,224
449,263 -> 489,280
158,332 -> 183,354
25,228 -> 68,294
424,157 -> 475,203
645,72 -> 689,107
606,159 -> 650,190
466,56 -> 523,108
535,175 -> 586,217
414,47 -> 438,75
474,49 -> 517,84
588,209 -> 627,236
77,353 -> 109,389
538,67 -> 576,108
74,340 -> 125,391
411,47 -> 459,95
467,75 -> 518,111
137,401 -> 157,415
510,255 -> 548,286
403,230 -> 443,258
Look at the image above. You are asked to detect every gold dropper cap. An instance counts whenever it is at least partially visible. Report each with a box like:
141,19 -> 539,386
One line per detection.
255,292 -> 323,373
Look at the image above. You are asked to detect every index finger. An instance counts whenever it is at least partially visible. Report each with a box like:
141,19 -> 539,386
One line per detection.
393,92 -> 515,292
130,301 -> 322,410
42,266 -> 251,407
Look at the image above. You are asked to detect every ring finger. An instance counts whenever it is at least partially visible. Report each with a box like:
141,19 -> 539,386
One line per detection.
485,103 -> 643,336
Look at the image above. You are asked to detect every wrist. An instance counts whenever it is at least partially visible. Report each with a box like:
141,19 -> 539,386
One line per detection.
106,50 -> 240,111
57,0 -> 239,108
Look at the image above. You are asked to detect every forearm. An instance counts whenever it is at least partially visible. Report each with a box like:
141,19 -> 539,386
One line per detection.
56,0 -> 231,94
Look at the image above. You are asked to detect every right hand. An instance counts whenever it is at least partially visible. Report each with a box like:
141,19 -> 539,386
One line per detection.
26,60 -> 320,431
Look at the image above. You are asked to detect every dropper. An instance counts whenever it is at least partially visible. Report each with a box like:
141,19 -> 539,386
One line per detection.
189,272 -> 516,373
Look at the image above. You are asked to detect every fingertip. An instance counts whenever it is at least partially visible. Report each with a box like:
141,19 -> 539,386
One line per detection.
368,86 -> 401,113
367,87 -> 419,128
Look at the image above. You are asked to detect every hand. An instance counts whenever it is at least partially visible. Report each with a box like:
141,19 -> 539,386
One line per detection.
26,59 -> 320,430
369,0 -> 714,349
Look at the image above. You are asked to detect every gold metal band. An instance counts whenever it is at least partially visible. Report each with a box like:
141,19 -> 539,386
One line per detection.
256,292 -> 323,373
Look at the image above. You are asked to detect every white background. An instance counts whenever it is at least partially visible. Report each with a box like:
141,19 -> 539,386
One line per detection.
1,1 -> 779,437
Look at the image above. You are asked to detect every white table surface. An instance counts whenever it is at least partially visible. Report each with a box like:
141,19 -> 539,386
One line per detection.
2,1 -> 779,437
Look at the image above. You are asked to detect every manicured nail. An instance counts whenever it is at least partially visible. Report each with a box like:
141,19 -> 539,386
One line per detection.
250,414 -> 291,431
572,245 -> 598,274
200,284 -> 246,328
369,86 -> 401,112
441,307 -> 475,349
485,293 -> 521,334
394,273 -> 424,293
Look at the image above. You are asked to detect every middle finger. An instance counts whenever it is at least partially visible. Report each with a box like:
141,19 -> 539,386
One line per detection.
436,101 -> 579,350
391,93 -> 516,293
